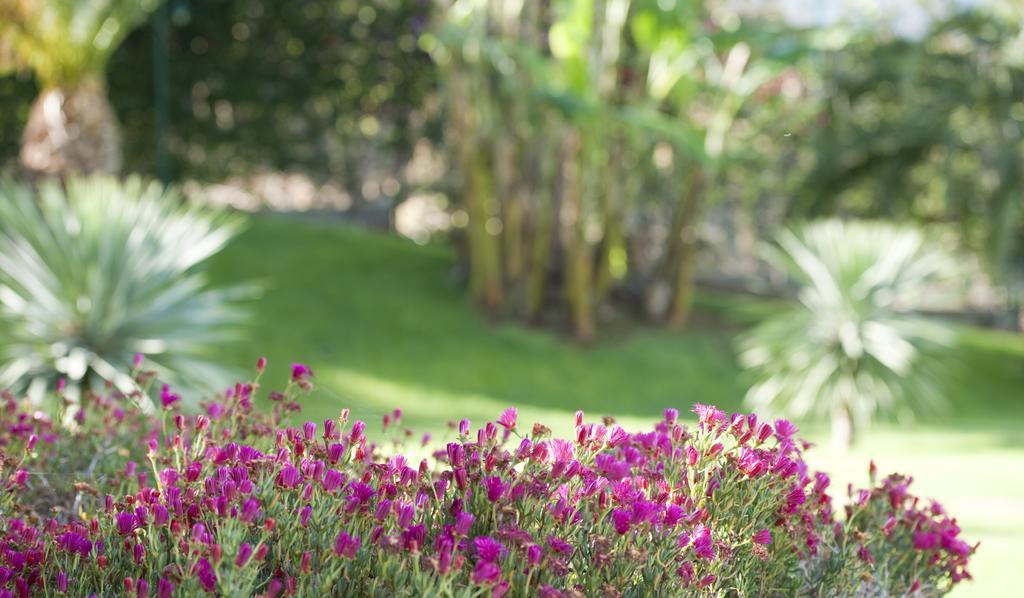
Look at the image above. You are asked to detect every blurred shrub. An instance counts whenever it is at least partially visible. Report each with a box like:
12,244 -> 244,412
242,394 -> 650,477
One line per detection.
0,176 -> 249,406
738,220 -> 957,447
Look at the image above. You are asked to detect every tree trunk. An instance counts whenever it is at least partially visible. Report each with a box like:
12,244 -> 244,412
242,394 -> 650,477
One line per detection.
448,64 -> 503,310
667,166 -> 705,329
561,132 -> 595,342
20,76 -> 122,177
831,401 -> 855,450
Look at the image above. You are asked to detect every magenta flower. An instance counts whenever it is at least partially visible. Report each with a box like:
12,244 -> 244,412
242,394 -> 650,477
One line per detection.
611,509 -> 631,535
235,543 -> 253,567
484,476 -> 507,503
291,363 -> 313,381
55,571 -> 68,593
115,512 -> 137,535
664,408 -> 679,425
276,465 -> 302,488
471,561 -> 501,585
157,578 -> 174,598
333,531 -> 361,559
607,426 -> 629,448
455,511 -> 475,536
547,536 -> 573,556
323,418 -> 338,441
351,420 -> 366,443
323,469 -> 344,493
692,525 -> 715,560
784,486 -> 806,513
159,384 -> 180,409
526,544 -> 543,566
676,561 -> 694,582
193,558 -> 217,592
752,529 -> 772,545
496,407 -> 518,431
913,532 -> 939,550
474,536 -> 506,563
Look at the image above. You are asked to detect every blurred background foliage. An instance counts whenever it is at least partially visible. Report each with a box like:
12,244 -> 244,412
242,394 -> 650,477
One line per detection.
3,0 -> 435,195
2,0 -> 1019,329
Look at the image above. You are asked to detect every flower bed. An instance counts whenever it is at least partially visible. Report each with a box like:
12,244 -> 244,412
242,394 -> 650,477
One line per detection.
0,360 -> 975,596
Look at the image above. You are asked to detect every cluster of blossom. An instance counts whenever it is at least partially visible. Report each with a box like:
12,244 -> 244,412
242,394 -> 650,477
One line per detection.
0,360 -> 975,596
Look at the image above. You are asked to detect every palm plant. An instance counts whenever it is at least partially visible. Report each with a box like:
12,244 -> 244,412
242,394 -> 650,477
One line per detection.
0,0 -> 160,175
738,220 -> 957,448
0,176 -> 248,411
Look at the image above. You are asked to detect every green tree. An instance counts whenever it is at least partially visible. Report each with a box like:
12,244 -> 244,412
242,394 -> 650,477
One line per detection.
0,0 -> 159,176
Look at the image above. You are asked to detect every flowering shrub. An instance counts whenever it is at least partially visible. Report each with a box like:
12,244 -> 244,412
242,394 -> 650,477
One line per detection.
0,360 -> 975,596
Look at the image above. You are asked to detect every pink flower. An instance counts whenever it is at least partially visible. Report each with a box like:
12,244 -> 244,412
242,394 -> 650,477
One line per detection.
737,448 -> 766,477
774,419 -> 797,437
686,445 -> 699,466
752,529 -> 772,545
692,404 -> 726,427
664,408 -> 679,425
497,408 -> 518,431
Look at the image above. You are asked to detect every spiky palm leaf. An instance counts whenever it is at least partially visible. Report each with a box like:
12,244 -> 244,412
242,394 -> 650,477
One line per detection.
0,176 -> 250,406
738,220 -> 957,447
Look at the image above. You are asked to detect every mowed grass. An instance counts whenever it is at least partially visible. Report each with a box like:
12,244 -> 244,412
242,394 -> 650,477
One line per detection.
208,215 -> 1024,597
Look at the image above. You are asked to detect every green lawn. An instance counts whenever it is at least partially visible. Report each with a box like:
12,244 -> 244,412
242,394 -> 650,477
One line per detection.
208,215 -> 1024,597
